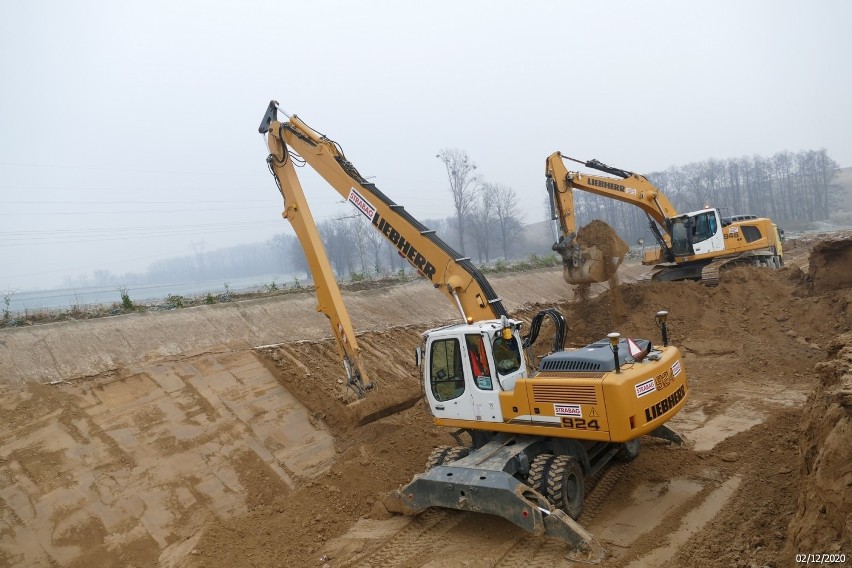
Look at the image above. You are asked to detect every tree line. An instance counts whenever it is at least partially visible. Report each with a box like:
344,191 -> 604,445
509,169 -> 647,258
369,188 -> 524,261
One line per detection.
571,148 -> 840,244
68,147 -> 840,288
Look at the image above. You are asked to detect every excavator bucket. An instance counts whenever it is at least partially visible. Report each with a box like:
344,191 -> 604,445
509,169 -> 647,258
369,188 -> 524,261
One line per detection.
555,220 -> 629,284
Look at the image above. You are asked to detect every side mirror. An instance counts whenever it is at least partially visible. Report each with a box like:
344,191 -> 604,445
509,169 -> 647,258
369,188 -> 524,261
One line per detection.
414,346 -> 422,367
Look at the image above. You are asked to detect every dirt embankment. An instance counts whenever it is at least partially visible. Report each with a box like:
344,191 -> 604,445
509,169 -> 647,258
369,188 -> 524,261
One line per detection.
0,268 -> 579,386
786,340 -> 852,554
0,233 -> 850,568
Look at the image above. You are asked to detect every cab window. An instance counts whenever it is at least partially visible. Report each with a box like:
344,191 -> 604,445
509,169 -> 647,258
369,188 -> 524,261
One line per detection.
430,338 -> 465,401
465,334 -> 493,390
492,335 -> 521,376
691,212 -> 718,243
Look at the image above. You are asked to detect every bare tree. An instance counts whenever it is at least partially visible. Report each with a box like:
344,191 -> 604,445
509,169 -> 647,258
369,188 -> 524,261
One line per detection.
349,216 -> 371,276
490,183 -> 523,259
468,185 -> 496,263
318,219 -> 356,277
268,234 -> 291,273
363,219 -> 388,276
436,148 -> 479,256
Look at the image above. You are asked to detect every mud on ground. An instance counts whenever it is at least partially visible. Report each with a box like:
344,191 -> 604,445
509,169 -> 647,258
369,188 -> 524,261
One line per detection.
0,233 -> 850,568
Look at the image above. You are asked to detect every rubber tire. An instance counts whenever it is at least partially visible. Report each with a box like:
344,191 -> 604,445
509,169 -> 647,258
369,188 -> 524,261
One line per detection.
424,445 -> 469,470
615,438 -> 641,461
425,445 -> 452,470
527,453 -> 553,494
545,456 -> 585,520
443,446 -> 470,464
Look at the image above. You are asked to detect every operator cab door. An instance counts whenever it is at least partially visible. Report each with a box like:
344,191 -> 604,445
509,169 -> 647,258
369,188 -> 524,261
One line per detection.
688,210 -> 725,256
427,336 -> 475,420
463,334 -> 503,423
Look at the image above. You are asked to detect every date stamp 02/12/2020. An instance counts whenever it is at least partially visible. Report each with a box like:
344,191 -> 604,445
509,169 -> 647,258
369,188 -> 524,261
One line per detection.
795,553 -> 846,564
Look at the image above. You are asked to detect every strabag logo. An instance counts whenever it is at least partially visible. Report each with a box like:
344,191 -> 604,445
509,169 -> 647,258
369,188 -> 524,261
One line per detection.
672,360 -> 682,377
347,188 -> 377,220
634,378 -> 657,398
554,404 -> 582,417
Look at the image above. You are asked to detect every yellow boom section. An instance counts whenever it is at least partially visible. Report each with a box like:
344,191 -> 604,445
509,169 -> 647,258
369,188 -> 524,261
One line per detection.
546,151 -> 679,233
263,115 -> 371,395
260,102 -> 508,325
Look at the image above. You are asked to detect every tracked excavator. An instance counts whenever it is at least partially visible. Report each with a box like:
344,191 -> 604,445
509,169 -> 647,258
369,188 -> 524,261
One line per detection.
259,102 -> 689,556
546,152 -> 784,284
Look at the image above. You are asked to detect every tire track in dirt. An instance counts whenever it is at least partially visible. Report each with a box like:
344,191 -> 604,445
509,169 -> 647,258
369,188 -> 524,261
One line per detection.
344,509 -> 465,568
579,462 -> 630,525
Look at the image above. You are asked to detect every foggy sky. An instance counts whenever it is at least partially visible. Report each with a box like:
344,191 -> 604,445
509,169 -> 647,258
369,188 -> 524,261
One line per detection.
2,0 -> 851,290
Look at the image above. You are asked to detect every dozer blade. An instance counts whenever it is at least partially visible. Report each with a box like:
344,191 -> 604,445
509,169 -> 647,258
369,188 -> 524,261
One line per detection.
385,465 -> 600,555
382,434 -> 604,557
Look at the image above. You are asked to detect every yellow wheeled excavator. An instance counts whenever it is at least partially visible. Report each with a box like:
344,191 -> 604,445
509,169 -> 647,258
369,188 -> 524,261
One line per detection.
546,152 -> 784,284
259,102 -> 689,555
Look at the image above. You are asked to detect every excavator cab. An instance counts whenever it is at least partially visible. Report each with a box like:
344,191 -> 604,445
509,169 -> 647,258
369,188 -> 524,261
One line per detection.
670,209 -> 726,258
424,319 -> 527,422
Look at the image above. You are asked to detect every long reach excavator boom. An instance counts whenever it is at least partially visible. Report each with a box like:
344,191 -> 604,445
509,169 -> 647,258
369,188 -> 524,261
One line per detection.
259,101 -> 507,397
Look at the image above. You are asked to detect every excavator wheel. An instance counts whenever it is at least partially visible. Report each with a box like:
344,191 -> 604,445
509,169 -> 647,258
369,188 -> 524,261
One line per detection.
546,456 -> 585,520
424,445 -> 469,470
615,438 -> 641,461
528,454 -> 585,520
527,454 -> 551,494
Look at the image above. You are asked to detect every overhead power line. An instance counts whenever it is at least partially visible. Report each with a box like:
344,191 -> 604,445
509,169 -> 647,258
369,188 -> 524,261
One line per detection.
0,161 -> 268,177
0,206 -> 277,215
0,221 -> 285,246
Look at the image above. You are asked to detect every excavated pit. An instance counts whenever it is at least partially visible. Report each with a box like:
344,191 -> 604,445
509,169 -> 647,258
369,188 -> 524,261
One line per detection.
0,233 -> 850,567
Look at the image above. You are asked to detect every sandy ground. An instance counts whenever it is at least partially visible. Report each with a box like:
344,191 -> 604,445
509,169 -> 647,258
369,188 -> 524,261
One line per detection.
0,232 -> 850,568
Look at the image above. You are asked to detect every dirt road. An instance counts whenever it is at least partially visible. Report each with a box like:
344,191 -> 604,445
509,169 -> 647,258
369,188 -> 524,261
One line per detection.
0,234 -> 850,567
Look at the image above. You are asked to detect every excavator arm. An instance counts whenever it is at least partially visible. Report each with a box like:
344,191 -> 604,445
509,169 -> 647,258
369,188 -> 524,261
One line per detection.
260,107 -> 372,397
259,101 -> 510,398
546,151 -> 679,229
260,101 -> 507,324
545,152 -> 678,283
